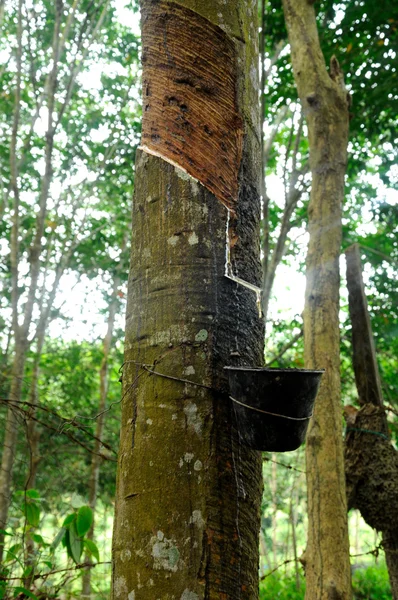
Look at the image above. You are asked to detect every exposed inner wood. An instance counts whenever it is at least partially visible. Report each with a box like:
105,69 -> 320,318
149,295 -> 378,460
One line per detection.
141,0 -> 243,210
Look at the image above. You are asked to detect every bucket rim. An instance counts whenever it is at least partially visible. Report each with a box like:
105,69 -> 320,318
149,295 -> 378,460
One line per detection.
224,366 -> 325,374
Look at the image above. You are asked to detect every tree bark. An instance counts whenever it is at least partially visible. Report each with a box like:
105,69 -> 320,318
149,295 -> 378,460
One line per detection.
111,1 -> 264,598
345,243 -> 398,599
281,1 -> 352,598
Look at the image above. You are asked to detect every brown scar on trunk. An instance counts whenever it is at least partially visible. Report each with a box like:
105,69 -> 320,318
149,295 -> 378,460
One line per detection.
141,0 -> 243,212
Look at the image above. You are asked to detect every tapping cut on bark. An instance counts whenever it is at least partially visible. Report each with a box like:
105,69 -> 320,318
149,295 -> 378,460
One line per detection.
141,0 -> 243,211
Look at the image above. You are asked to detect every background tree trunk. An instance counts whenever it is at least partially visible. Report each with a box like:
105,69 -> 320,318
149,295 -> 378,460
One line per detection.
82,271 -> 122,599
281,1 -> 352,598
345,243 -> 398,599
111,0 -> 264,597
0,346 -> 26,564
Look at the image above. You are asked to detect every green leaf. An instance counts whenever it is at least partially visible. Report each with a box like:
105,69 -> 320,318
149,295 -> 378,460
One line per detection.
62,513 -> 76,528
22,566 -> 33,578
0,528 -> 12,536
25,489 -> 40,499
5,543 -> 21,563
51,527 -> 66,551
32,534 -> 45,545
25,503 -> 40,527
13,587 -> 38,599
76,506 -> 93,537
67,521 -> 82,564
84,539 -> 100,562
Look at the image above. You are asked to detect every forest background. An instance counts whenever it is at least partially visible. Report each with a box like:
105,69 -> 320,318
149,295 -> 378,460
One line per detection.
0,0 -> 397,598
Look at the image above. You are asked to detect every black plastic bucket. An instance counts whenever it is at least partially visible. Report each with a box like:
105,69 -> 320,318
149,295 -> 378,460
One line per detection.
224,367 -> 324,452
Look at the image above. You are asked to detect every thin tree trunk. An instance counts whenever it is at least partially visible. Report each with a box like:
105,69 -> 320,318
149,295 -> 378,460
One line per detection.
271,455 -> 278,569
0,0 -> 24,564
111,0 -> 264,597
261,111 -> 308,325
281,1 -> 352,598
288,463 -> 301,591
25,355 -> 42,491
0,345 -> 26,563
290,500 -> 300,590
82,272 -> 121,599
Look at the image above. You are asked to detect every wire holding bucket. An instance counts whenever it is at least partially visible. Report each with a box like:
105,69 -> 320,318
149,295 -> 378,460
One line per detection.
230,396 -> 314,421
120,360 -> 214,390
120,361 -> 315,423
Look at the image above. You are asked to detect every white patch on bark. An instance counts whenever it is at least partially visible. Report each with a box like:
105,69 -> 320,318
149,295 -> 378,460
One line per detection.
189,510 -> 205,528
120,548 -> 132,562
181,590 -> 200,600
172,413 -> 178,420
184,452 -> 194,463
168,235 -> 179,246
215,11 -> 231,35
250,63 -> 258,90
150,325 -> 186,346
128,592 -> 135,600
194,459 -> 203,471
137,150 -> 148,169
174,166 -> 200,195
188,232 -> 199,245
151,533 -> 180,572
183,365 -> 195,376
114,576 -> 128,598
194,329 -> 208,342
184,402 -> 202,435
146,418 -> 153,425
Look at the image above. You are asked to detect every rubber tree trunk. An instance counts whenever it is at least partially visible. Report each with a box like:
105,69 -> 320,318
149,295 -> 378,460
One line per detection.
281,1 -> 352,598
111,1 -> 264,598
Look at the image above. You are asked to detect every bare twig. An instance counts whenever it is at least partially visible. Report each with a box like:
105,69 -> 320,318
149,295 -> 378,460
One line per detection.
350,542 -> 383,559
0,561 -> 112,582
10,0 -> 23,342
263,455 -> 305,474
260,558 -> 296,580
0,397 -> 116,456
